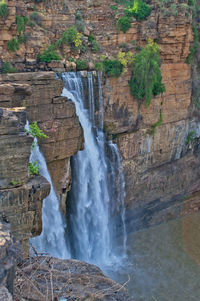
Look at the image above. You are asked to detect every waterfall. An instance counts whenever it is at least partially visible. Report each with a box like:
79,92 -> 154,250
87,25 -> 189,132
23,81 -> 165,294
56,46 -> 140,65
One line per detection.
62,72 -> 127,267
26,122 -> 70,259
108,141 -> 127,256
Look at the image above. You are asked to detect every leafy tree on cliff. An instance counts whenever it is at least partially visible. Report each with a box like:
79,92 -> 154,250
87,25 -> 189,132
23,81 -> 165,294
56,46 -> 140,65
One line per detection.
129,39 -> 165,107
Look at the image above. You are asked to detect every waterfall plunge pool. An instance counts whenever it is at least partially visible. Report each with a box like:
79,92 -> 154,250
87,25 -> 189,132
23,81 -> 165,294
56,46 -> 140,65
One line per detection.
106,211 -> 200,301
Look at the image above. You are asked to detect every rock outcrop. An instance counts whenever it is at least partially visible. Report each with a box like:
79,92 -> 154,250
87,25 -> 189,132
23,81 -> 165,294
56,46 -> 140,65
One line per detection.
0,72 -> 83,212
100,4 -> 200,227
0,107 -> 50,255
14,256 -> 132,301
0,220 -> 14,300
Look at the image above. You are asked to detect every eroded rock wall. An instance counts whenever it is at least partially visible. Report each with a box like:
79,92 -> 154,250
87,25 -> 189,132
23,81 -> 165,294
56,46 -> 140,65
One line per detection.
0,72 -> 83,212
0,108 -> 50,256
101,6 -> 200,227
0,0 -> 199,229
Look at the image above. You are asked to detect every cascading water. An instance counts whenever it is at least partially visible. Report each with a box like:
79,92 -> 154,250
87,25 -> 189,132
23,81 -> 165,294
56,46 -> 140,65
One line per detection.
26,121 -> 70,259
62,72 -> 127,267
108,141 -> 127,256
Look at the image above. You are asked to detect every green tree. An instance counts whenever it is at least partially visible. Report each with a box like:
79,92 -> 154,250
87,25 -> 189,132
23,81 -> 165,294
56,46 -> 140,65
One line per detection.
129,39 -> 165,107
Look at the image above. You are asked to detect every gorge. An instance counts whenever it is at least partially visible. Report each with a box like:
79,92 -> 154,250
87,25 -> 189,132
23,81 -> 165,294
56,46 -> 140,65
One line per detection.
0,0 -> 200,300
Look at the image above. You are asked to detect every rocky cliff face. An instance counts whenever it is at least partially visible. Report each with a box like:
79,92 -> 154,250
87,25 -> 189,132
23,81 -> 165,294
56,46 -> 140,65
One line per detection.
0,0 -> 199,229
0,0 -> 200,299
0,107 -> 50,254
0,72 -> 83,213
101,8 -> 199,227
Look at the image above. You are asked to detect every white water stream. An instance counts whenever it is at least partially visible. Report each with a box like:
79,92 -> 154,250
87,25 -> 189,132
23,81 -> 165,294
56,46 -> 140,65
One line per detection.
27,72 -> 127,269
62,72 -> 127,267
26,122 -> 70,258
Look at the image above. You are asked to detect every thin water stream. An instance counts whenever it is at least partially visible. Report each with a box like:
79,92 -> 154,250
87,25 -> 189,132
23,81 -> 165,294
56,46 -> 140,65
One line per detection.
26,121 -> 70,258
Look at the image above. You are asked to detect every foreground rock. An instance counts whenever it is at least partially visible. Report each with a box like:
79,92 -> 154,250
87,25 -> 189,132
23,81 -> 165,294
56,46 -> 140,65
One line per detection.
0,220 -> 14,300
14,256 -> 133,301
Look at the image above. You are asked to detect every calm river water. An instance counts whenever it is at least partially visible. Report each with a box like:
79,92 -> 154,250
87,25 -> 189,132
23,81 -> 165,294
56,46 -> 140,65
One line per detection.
106,212 -> 200,301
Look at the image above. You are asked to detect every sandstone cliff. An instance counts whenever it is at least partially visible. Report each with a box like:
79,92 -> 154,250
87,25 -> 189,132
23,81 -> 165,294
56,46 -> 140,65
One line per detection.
0,72 -> 83,213
0,107 -> 50,253
0,0 -> 199,249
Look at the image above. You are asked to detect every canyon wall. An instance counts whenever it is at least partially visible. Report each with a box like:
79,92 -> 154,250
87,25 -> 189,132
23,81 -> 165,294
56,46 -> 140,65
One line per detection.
0,107 -> 50,258
0,72 -> 83,212
0,0 -> 199,231
102,7 -> 200,228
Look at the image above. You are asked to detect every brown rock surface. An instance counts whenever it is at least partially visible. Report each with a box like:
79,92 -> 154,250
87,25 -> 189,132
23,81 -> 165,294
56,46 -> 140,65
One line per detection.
0,108 -> 50,255
0,221 -> 14,298
0,0 -> 193,69
14,256 -> 133,301
0,72 -> 83,205
0,0 -> 198,229
0,107 -> 32,189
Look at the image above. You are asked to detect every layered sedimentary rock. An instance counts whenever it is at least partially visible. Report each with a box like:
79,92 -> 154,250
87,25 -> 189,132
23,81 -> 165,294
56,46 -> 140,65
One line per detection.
0,72 -> 83,211
0,0 -> 199,228
0,220 -> 14,301
0,108 -> 50,254
101,7 -> 200,227
0,0 -> 192,68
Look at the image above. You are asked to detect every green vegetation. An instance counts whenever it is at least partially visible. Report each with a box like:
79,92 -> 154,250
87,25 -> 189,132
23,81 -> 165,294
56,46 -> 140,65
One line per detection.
114,0 -> 151,34
10,180 -> 22,186
25,121 -> 49,139
192,97 -> 199,109
38,45 -> 61,63
0,0 -> 9,19
124,0 -> 151,21
94,58 -> 124,76
75,10 -> 84,32
75,10 -> 82,21
186,130 -> 196,145
18,34 -> 27,44
29,162 -> 39,176
188,0 -> 194,6
2,61 -> 16,73
117,16 -> 131,33
185,0 -> 199,64
56,26 -> 82,49
16,15 -> 28,34
8,34 -> 27,52
88,35 -> 100,53
110,5 -> 118,10
129,39 -> 165,107
8,38 -> 20,52
103,59 -> 123,77
117,51 -> 134,71
7,15 -> 29,52
149,111 -> 163,135
30,11 -> 42,26
76,59 -> 89,70
94,61 -> 104,71
186,25 -> 199,64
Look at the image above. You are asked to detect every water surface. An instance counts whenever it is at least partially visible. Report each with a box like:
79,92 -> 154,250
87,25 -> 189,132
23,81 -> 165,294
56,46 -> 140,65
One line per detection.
106,212 -> 200,300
